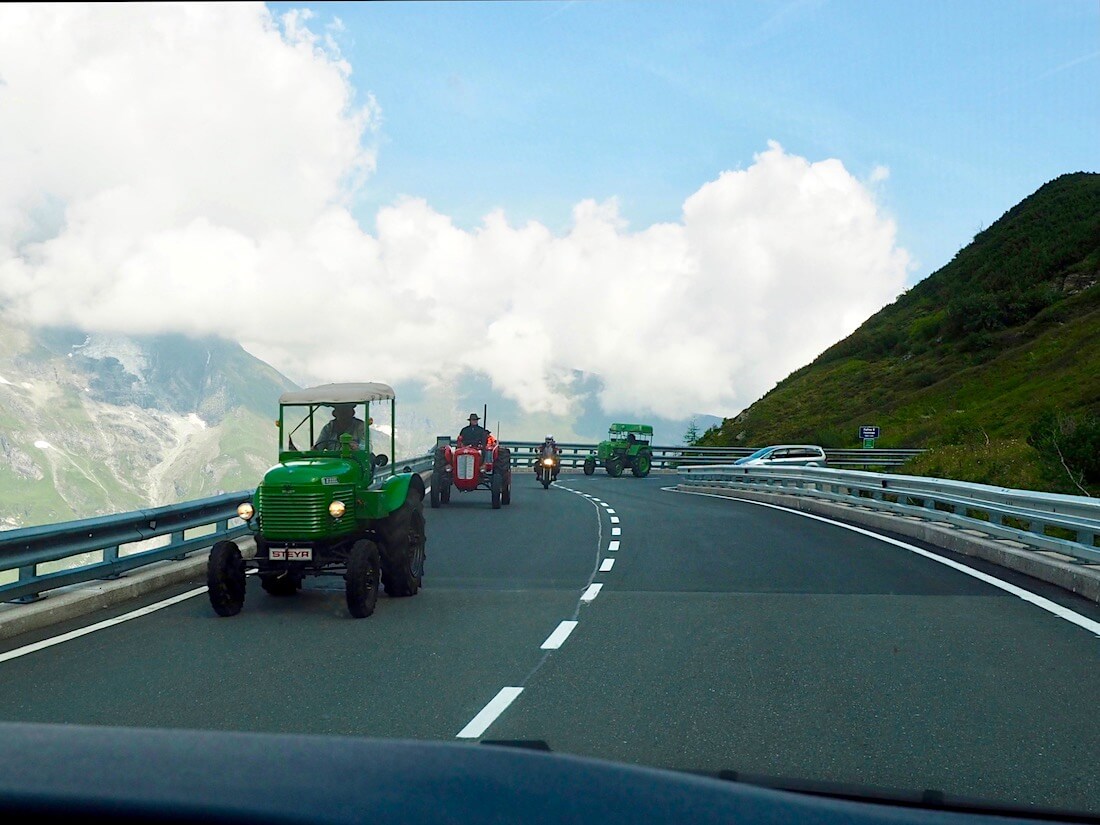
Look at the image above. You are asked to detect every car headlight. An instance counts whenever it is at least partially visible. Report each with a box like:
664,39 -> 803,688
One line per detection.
237,502 -> 254,520
329,500 -> 346,518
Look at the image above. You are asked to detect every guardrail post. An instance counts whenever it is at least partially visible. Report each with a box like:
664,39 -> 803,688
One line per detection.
98,544 -> 123,580
9,565 -> 44,603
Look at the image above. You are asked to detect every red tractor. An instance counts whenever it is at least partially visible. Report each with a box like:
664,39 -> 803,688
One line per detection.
430,434 -> 512,509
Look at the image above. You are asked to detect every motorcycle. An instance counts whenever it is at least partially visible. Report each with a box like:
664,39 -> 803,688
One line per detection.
534,445 -> 560,489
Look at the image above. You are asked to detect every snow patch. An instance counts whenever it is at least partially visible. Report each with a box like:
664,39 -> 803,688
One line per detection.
186,413 -> 207,430
0,373 -> 11,385
34,440 -> 52,449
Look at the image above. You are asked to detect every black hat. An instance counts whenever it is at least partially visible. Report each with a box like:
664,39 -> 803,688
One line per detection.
468,413 -> 480,421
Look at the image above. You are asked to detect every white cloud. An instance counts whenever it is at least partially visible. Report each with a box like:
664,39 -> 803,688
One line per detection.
0,5 -> 910,422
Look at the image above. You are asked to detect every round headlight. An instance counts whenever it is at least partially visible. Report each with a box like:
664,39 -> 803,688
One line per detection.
543,458 -> 554,466
329,500 -> 346,518
237,502 -> 254,520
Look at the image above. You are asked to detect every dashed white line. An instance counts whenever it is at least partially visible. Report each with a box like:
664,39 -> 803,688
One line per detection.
610,515 -> 620,524
580,583 -> 603,602
599,558 -> 615,572
611,527 -> 621,536
608,540 -> 620,552
540,620 -> 579,650
456,687 -> 524,739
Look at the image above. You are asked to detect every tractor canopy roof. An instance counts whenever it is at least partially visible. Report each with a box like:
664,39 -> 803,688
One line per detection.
279,382 -> 395,405
609,423 -> 653,435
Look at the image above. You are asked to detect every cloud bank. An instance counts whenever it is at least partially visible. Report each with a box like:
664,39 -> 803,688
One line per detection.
0,4 -> 910,421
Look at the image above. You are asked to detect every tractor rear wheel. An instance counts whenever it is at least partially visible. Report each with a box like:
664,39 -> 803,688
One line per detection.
631,451 -> 652,478
379,494 -> 426,597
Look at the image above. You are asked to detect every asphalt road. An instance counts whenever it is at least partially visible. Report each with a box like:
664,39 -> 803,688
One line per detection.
1,472 -> 1098,815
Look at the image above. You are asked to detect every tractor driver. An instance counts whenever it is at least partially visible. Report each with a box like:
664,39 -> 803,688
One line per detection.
314,403 -> 366,451
458,413 -> 490,448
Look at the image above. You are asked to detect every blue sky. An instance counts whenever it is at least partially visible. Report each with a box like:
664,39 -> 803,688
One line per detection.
276,0 -> 1099,283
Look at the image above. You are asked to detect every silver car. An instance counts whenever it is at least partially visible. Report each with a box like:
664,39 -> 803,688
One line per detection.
734,444 -> 827,468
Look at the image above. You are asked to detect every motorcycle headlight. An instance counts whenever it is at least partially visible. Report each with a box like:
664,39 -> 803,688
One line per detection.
542,458 -> 554,466
237,502 -> 254,520
329,500 -> 346,518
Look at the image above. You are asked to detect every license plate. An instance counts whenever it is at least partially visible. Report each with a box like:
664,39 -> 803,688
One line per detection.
269,547 -> 312,561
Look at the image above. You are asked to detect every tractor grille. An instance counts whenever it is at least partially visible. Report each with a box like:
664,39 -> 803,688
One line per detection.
457,454 -> 476,481
258,485 -> 353,539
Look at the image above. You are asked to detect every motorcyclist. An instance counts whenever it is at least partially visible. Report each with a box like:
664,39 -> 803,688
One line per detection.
537,434 -> 561,481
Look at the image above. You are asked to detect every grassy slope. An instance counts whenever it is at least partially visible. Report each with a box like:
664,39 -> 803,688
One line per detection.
698,173 -> 1100,492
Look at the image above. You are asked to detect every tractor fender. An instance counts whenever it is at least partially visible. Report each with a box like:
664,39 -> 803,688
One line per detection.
380,472 -> 426,514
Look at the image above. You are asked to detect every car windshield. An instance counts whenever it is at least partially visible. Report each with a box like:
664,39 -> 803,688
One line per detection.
1,2 -> 1098,821
736,447 -> 774,463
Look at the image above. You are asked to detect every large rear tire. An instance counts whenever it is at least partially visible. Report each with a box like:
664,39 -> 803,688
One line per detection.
380,493 -> 426,597
631,451 -> 652,478
207,540 -> 246,617
606,456 -> 624,477
491,471 -> 502,509
345,539 -> 381,618
502,472 -> 512,505
441,481 -> 451,503
430,471 -> 441,508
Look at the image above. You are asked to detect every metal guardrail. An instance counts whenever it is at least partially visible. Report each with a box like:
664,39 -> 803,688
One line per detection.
0,454 -> 436,605
498,441 -> 924,469
678,464 -> 1100,564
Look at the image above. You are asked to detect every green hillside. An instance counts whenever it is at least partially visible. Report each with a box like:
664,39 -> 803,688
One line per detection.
698,172 -> 1100,494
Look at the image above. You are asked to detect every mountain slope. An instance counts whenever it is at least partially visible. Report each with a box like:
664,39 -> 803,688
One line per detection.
698,172 -> 1100,491
0,322 -> 299,529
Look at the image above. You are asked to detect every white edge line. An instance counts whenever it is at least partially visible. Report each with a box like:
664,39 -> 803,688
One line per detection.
666,486 -> 1100,638
456,686 -> 524,738
540,620 -> 579,650
0,585 -> 211,665
600,558 -> 615,572
580,583 -> 603,602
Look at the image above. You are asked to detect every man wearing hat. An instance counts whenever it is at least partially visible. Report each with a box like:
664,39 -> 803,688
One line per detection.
458,413 -> 489,448
313,402 -> 366,451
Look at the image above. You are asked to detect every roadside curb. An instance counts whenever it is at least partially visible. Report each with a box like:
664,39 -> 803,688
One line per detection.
0,541 -> 256,643
677,484 -> 1100,605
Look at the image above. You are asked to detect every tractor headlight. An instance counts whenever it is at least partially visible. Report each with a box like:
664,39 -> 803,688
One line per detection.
237,502 -> 254,520
329,500 -> 346,518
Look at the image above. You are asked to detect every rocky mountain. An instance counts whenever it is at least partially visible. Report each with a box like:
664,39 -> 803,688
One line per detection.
0,321 -> 299,529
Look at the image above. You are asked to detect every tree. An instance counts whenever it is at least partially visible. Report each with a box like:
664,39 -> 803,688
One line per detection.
683,418 -> 700,445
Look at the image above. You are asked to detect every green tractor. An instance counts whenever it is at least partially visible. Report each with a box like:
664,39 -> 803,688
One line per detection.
583,423 -> 655,478
208,382 -> 426,619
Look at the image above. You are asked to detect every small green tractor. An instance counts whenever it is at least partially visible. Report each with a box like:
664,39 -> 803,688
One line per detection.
583,423 -> 654,478
208,382 -> 426,619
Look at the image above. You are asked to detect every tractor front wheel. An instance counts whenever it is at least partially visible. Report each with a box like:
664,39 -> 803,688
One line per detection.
606,456 -> 624,477
207,540 -> 246,617
345,539 -> 381,618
